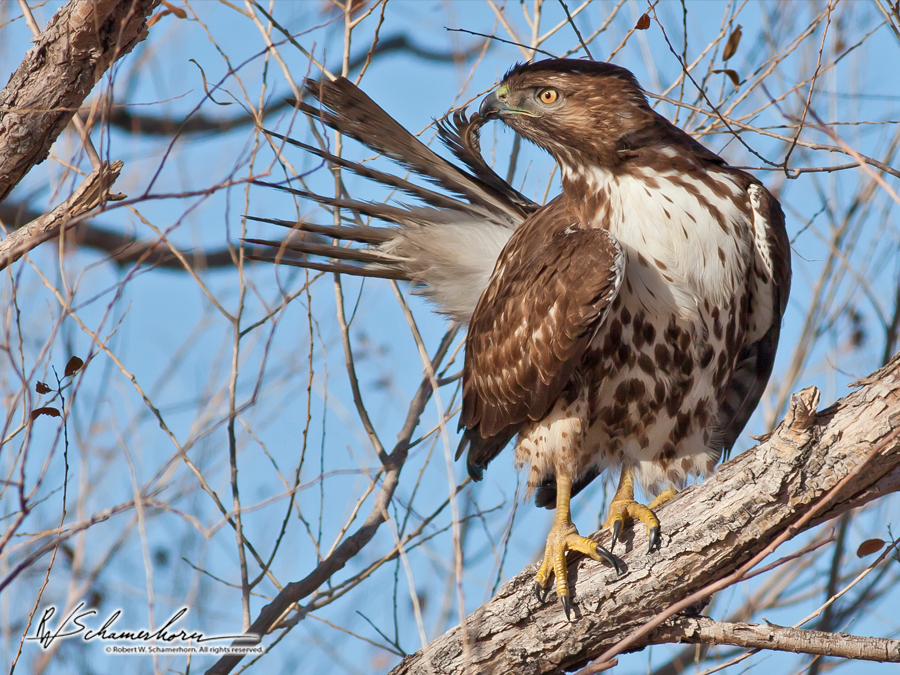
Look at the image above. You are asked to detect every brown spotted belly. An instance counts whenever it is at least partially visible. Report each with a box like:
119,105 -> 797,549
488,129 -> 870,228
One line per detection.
578,300 -> 742,497
513,267 -> 747,500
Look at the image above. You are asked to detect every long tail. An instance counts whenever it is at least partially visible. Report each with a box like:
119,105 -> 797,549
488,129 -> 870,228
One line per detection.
247,77 -> 535,324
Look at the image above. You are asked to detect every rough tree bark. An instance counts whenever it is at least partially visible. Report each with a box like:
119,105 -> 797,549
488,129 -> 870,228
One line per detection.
653,616 -> 900,663
0,160 -> 122,271
0,0 -> 159,203
389,356 -> 900,674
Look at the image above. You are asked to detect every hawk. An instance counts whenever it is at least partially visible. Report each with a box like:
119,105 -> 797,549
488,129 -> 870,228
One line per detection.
250,59 -> 791,619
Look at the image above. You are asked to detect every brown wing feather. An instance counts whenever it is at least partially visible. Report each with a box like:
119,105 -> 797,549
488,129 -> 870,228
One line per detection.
456,198 -> 625,479
717,180 -> 791,457
297,78 -> 531,223
436,110 -> 536,215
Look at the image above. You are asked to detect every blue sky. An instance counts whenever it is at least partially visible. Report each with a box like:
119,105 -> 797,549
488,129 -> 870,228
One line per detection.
2,1 -> 899,674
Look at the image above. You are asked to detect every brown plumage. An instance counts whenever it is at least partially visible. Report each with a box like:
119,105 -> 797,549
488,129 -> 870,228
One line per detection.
252,59 -> 791,618
458,198 -> 624,476
457,61 -> 789,502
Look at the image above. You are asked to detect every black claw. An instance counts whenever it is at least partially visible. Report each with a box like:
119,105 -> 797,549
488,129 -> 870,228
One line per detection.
610,519 -> 622,551
534,581 -> 547,604
596,544 -> 624,576
648,525 -> 660,553
560,594 -> 571,621
612,554 -> 624,576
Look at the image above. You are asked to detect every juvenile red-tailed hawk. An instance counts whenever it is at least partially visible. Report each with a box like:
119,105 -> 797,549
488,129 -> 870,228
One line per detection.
250,59 -> 791,619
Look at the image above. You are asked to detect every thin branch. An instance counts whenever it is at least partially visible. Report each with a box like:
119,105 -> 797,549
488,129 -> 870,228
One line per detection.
97,35 -> 486,137
652,616 -> 900,663
647,92 -> 900,181
556,0 -> 592,59
205,328 -> 458,675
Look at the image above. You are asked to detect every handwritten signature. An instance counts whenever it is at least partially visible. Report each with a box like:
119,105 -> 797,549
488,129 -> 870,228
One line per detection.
27,604 -> 251,650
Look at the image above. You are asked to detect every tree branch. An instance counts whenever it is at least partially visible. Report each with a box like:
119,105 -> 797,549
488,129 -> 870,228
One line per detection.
0,0 -> 159,203
94,34 -> 486,137
0,201 -> 328,271
205,328 -> 459,675
389,354 -> 900,675
0,161 -> 123,271
652,616 -> 900,664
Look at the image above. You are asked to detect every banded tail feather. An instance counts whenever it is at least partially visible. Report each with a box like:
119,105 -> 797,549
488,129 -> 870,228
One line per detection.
247,77 -> 536,323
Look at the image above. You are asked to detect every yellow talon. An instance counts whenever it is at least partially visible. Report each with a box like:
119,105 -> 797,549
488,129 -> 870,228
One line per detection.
602,467 -> 676,553
534,474 -> 622,619
649,487 -> 678,511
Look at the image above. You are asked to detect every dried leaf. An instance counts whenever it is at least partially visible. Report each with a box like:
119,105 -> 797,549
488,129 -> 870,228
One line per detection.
30,407 -> 61,421
635,14 -> 650,30
64,356 -> 84,377
36,382 -> 51,394
857,539 -> 885,557
160,1 -> 187,18
723,24 -> 742,61
712,69 -> 741,88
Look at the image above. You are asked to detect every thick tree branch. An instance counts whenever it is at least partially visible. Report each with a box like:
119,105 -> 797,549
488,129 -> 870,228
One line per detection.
0,201 -> 327,271
0,161 -> 123,271
390,354 -> 900,675
0,0 -> 159,203
652,616 -> 900,663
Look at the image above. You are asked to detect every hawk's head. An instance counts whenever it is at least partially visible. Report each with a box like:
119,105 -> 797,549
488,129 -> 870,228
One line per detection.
479,59 -> 654,169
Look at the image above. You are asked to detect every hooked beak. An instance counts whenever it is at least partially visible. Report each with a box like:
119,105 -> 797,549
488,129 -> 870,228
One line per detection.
479,90 -> 507,118
479,87 -> 536,119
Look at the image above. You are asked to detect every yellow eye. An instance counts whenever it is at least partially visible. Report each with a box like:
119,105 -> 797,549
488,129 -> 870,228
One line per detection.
538,88 -> 559,104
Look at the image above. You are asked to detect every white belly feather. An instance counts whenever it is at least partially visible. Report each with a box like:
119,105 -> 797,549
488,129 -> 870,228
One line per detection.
519,164 -> 758,495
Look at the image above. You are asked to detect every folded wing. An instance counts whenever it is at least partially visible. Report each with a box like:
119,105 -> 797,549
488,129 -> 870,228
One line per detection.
457,202 -> 626,478
716,181 -> 792,456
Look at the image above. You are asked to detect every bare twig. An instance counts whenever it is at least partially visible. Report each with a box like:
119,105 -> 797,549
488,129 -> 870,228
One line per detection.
205,328 -> 458,675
